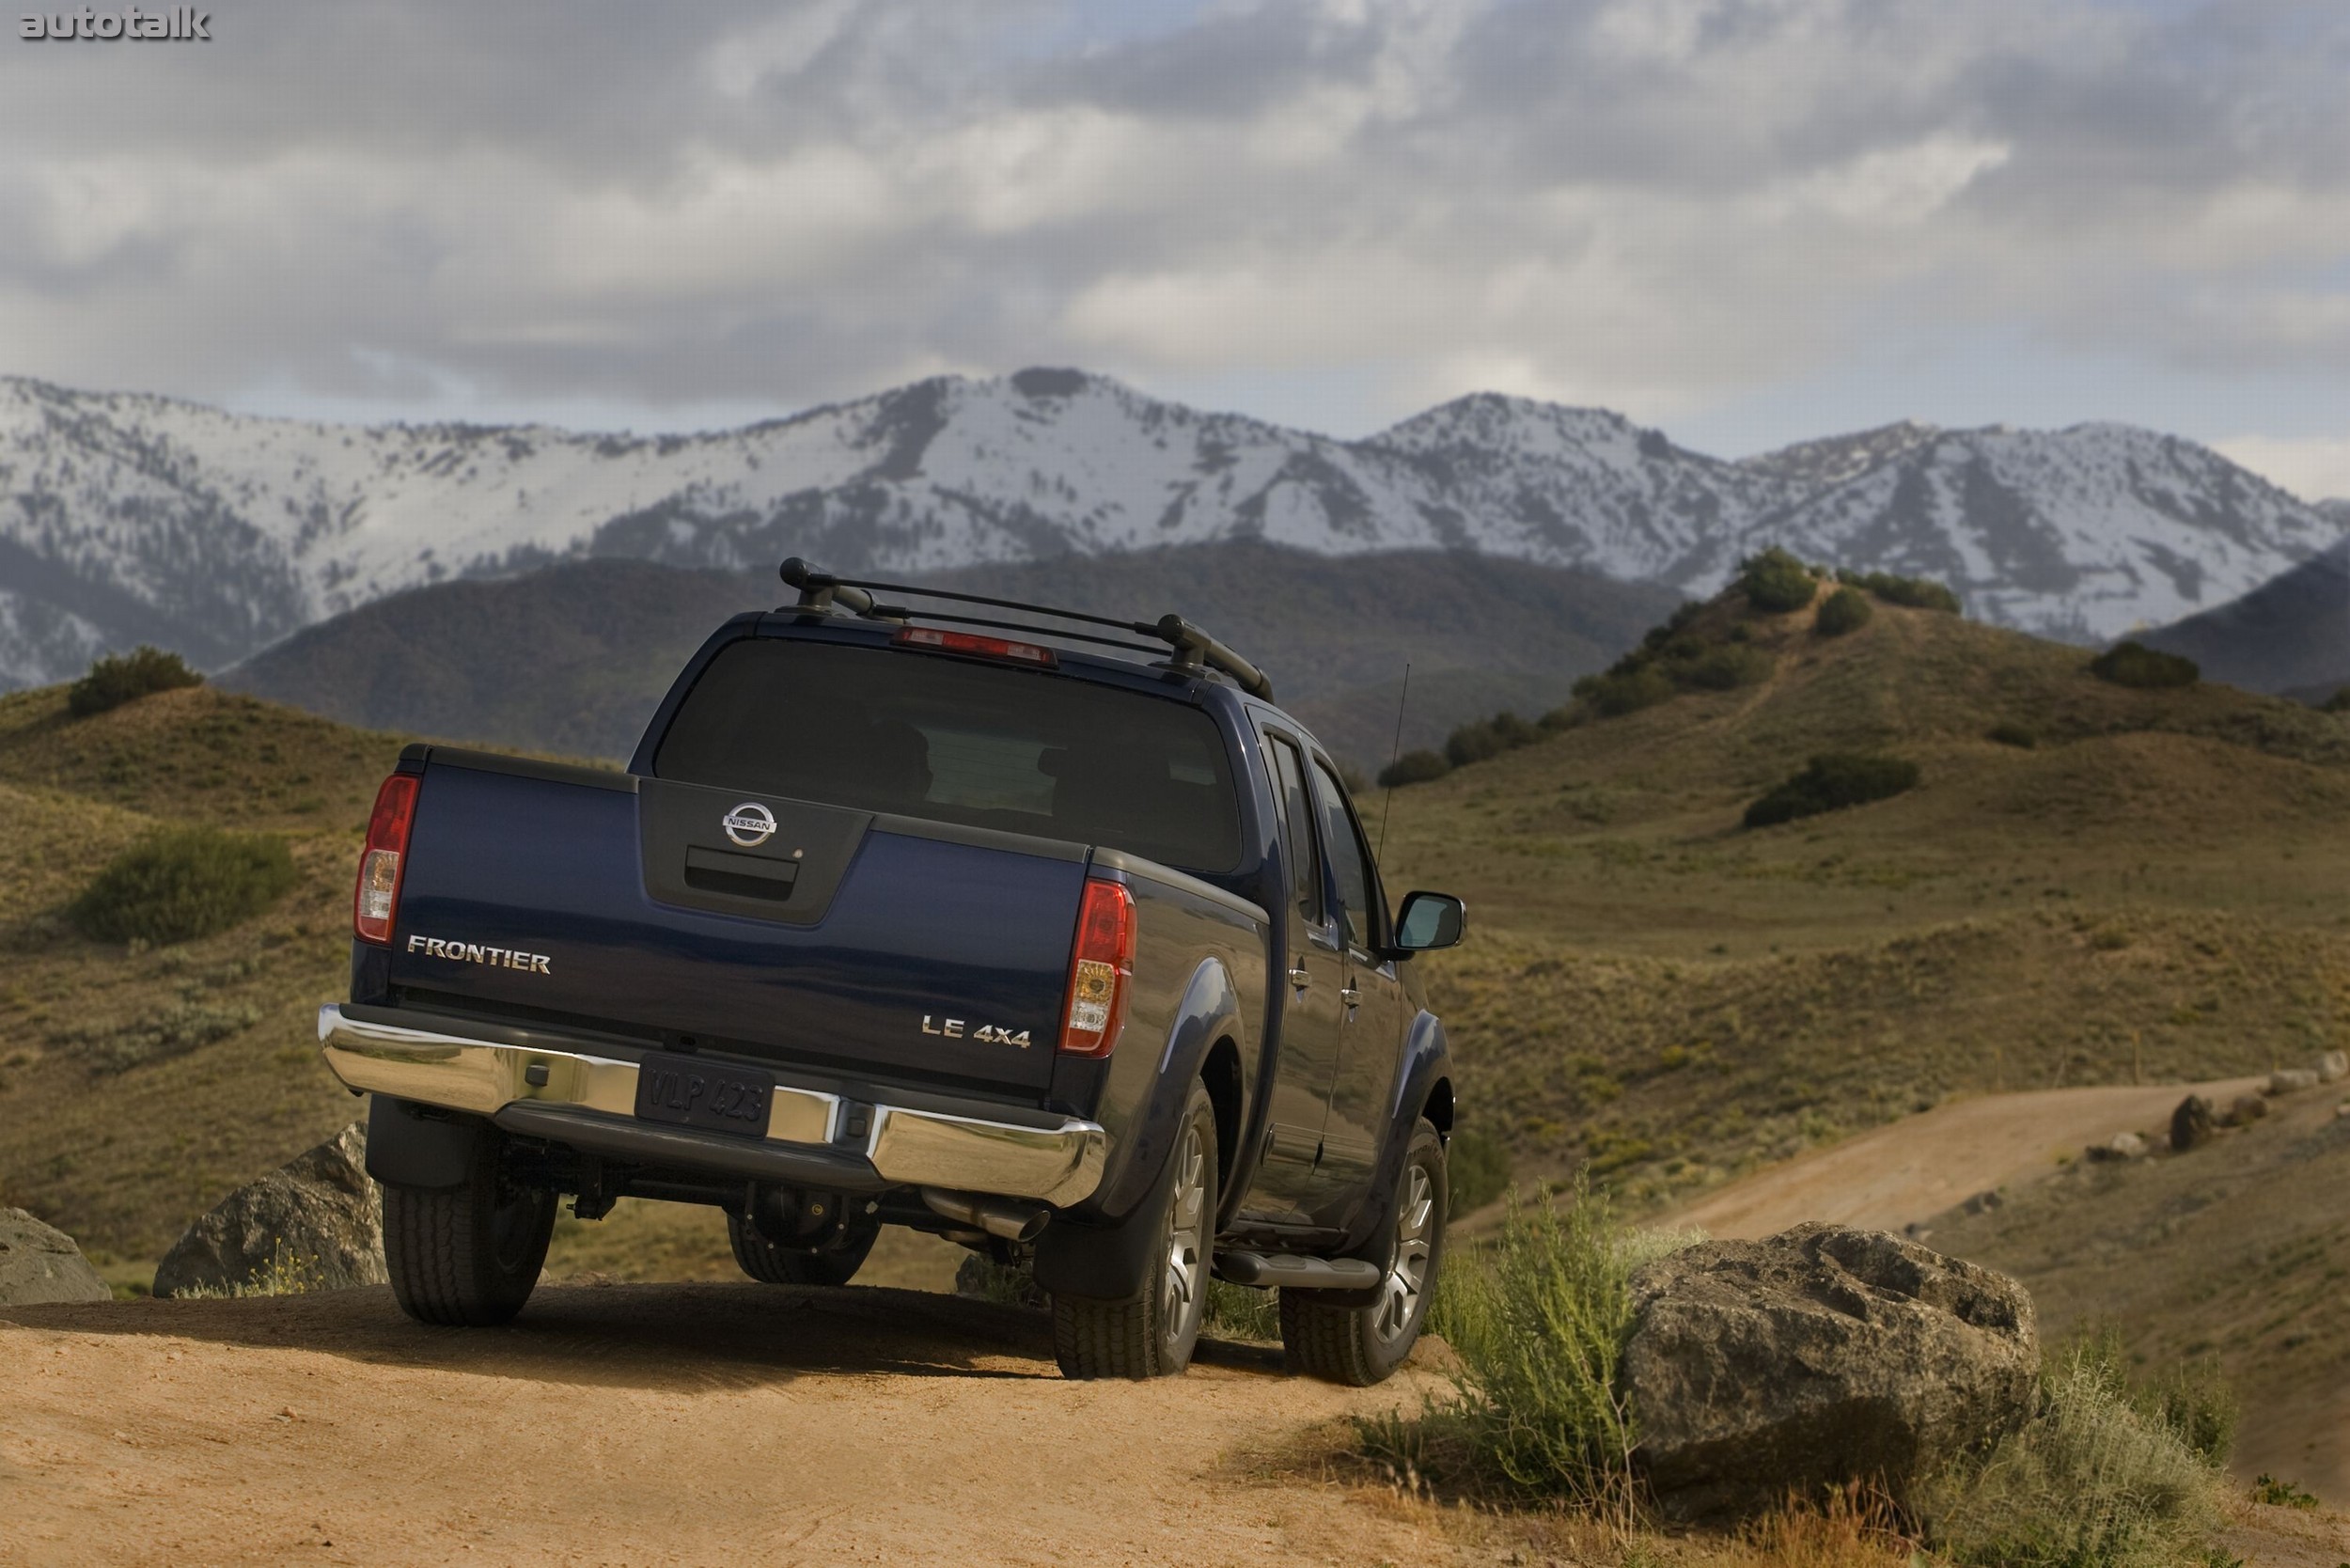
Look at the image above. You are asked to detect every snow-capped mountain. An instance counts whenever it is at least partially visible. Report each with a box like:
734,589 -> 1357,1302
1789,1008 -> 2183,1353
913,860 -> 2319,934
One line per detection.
0,368 -> 2341,690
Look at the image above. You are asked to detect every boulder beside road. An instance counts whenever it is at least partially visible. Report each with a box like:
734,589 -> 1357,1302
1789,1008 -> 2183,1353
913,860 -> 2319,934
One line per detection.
1622,1222 -> 2037,1522
153,1122 -> 385,1297
0,1208 -> 113,1304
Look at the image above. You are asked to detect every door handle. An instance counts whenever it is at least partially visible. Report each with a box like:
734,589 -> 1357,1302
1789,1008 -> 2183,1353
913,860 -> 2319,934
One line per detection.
1288,966 -> 1311,990
1340,985 -> 1362,1008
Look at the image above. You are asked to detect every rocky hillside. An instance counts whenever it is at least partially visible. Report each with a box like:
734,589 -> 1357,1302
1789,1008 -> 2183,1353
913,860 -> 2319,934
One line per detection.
3,369 -> 2341,689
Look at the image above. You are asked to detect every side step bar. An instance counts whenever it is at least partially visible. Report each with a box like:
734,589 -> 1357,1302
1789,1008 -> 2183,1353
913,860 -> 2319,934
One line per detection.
1215,1250 -> 1381,1290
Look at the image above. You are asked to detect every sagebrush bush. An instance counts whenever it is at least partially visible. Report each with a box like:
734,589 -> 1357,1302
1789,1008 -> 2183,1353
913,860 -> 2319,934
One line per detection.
54,1000 -> 262,1074
1379,748 -> 1451,787
1815,586 -> 1874,637
1446,1125 -> 1512,1215
1840,570 -> 1963,614
2321,687 -> 2349,714
1576,666 -> 1678,717
1681,643 -> 1776,690
1744,753 -> 1919,828
2089,641 -> 2199,690
68,645 -> 203,718
1739,548 -> 1820,614
1376,1181 -> 1646,1510
1987,722 -> 2039,750
1446,711 -> 1543,767
70,827 -> 298,946
1919,1341 -> 2223,1568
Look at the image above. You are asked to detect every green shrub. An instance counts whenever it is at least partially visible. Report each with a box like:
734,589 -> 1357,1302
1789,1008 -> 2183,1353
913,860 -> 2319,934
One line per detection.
70,827 -> 298,946
2321,687 -> 2350,714
1447,1125 -> 1512,1216
1919,1341 -> 2223,1568
1446,711 -> 1544,768
1379,749 -> 1451,788
1423,1182 -> 1642,1506
1738,548 -> 1820,614
1681,643 -> 1777,690
2089,641 -> 2199,690
68,645 -> 203,718
2251,1475 -> 2317,1510
1840,570 -> 1963,613
1988,722 -> 2039,749
1576,666 -> 1678,717
1744,753 -> 1920,828
1814,586 -> 1874,637
1204,1278 -> 1280,1342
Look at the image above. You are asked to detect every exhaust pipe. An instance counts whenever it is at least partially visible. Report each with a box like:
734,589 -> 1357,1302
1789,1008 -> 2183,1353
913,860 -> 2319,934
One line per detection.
921,1188 -> 1049,1244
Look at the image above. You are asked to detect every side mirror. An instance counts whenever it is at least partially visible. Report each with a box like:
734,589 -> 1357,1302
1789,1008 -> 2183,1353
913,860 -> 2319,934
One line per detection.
1390,890 -> 1465,954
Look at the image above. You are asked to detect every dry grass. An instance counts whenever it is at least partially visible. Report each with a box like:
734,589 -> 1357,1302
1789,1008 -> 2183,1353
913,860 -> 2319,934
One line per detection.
1378,601 -> 2350,1212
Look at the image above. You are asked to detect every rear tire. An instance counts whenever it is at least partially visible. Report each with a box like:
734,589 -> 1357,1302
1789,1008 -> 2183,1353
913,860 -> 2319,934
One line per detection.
1052,1079 -> 1218,1380
727,1211 -> 878,1287
1280,1118 -> 1446,1387
382,1127 -> 556,1327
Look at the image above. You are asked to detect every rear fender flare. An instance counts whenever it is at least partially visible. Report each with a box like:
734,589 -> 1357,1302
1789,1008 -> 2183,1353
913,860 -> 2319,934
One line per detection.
1032,956 -> 1243,1303
1339,1010 -> 1452,1263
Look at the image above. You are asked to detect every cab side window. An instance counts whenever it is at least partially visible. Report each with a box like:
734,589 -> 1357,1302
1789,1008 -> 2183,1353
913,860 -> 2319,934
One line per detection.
1310,759 -> 1378,952
1266,734 -> 1321,924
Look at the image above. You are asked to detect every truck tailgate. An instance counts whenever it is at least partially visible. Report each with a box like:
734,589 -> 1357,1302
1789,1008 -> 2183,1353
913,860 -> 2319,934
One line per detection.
389,761 -> 1084,1096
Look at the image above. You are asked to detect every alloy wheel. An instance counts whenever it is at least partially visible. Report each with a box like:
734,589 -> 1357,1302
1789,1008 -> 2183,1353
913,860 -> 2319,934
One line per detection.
1374,1163 -> 1434,1343
1161,1122 -> 1207,1337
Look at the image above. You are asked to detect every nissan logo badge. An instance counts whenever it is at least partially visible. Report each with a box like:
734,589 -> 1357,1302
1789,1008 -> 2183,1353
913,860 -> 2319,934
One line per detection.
722,802 -> 777,848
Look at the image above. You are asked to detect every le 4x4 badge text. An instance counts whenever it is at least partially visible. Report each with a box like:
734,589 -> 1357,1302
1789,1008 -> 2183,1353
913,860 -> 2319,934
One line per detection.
922,1015 -> 1031,1048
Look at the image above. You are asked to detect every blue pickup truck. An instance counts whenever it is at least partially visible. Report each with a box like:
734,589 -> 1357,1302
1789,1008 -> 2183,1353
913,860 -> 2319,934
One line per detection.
318,560 -> 1466,1382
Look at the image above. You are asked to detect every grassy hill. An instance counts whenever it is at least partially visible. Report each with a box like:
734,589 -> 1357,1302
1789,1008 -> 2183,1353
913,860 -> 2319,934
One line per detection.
0,683 -> 407,1277
7,572 -> 2348,1316
1376,578 -> 2350,1209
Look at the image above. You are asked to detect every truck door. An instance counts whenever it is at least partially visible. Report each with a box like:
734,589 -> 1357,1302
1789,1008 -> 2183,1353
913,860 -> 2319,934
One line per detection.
1238,729 -> 1348,1224
1304,755 -> 1406,1221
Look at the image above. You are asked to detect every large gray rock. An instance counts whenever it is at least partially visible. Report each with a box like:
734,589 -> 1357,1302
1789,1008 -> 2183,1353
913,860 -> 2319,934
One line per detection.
153,1123 -> 384,1297
0,1208 -> 112,1304
1622,1222 -> 2038,1522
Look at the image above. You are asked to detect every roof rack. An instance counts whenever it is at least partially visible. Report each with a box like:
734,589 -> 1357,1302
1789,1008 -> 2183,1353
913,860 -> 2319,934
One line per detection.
776,557 -> 1275,701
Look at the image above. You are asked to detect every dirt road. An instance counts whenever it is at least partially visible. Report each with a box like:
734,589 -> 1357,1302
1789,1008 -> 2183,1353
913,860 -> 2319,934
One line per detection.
0,1284 -> 1468,1568
1664,1076 -> 2268,1240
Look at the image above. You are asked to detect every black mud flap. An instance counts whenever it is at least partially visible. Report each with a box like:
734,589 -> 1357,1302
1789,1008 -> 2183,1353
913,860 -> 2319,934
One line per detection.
1031,1133 -> 1188,1304
366,1095 -> 491,1190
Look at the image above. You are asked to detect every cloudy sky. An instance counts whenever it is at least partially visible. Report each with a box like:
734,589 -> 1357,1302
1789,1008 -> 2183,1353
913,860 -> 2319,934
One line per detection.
3,0 -> 2347,498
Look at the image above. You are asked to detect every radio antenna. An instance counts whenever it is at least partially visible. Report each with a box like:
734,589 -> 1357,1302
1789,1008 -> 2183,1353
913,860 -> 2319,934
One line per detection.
1375,663 -> 1412,862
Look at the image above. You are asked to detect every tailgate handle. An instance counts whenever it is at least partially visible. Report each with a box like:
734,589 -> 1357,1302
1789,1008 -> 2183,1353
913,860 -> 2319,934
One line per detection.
683,846 -> 800,902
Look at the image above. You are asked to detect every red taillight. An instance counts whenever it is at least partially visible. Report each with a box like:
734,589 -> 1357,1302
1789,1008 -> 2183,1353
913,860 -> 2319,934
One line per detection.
1058,878 -> 1135,1058
353,773 -> 420,946
893,626 -> 1058,667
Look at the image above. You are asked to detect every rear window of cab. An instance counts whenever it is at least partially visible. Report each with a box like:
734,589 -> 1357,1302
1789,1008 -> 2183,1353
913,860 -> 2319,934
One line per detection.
653,637 -> 1245,874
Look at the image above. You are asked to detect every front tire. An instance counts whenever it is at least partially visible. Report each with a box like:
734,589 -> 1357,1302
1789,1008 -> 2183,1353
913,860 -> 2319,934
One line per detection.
1051,1079 -> 1218,1379
727,1211 -> 878,1287
1281,1118 -> 1447,1386
382,1127 -> 556,1327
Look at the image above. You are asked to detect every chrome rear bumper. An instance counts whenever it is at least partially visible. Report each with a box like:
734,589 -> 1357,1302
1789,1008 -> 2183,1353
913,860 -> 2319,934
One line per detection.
317,1005 -> 1106,1208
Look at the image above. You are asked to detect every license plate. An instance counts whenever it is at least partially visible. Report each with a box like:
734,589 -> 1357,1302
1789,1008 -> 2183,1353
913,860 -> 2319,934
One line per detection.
633,1051 -> 775,1138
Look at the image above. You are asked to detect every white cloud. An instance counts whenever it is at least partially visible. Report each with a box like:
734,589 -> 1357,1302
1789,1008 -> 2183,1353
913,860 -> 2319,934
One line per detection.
0,0 -> 2343,450
2215,435 -> 2350,506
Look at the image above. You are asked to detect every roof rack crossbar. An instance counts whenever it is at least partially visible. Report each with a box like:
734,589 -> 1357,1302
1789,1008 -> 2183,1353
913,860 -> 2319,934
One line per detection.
777,557 -> 1274,700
